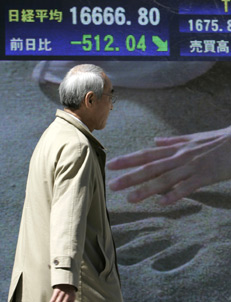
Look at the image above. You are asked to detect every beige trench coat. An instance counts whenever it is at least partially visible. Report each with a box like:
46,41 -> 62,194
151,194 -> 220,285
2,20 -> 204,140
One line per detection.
8,109 -> 123,302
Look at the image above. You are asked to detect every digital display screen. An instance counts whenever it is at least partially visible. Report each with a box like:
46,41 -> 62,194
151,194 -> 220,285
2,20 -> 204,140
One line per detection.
2,0 -> 231,60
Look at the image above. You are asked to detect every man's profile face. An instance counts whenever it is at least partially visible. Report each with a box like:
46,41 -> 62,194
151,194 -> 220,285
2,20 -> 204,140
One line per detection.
92,73 -> 114,130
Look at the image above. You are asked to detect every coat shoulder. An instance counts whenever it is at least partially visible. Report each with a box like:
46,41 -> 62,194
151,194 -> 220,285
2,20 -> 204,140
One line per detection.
39,117 -> 92,154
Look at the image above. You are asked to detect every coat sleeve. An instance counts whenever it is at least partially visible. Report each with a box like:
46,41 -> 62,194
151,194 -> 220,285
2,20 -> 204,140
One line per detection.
50,135 -> 95,289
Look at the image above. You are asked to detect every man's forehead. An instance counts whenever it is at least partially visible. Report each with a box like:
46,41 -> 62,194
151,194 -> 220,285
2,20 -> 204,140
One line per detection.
103,73 -> 113,91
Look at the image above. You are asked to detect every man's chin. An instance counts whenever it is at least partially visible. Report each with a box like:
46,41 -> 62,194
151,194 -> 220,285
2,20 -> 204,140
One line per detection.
96,123 -> 107,131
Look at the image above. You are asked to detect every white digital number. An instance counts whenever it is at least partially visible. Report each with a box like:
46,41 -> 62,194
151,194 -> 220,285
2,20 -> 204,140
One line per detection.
138,7 -> 160,26
70,6 -> 126,25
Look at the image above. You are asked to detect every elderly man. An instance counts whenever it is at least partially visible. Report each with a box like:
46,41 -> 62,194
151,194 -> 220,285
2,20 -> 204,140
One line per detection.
8,64 -> 123,302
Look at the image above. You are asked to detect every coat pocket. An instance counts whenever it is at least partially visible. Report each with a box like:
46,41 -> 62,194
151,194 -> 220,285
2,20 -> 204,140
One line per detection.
8,271 -> 23,302
96,236 -> 113,280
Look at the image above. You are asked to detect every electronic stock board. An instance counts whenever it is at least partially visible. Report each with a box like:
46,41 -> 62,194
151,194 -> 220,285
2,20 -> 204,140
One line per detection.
1,0 -> 231,60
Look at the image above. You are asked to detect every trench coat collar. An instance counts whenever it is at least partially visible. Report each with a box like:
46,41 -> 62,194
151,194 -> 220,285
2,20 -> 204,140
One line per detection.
56,109 -> 105,150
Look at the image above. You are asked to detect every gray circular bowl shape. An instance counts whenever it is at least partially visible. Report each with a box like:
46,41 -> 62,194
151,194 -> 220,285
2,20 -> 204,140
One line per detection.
32,61 -> 215,90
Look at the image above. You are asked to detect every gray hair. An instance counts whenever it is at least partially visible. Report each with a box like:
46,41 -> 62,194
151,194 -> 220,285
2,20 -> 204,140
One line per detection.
59,64 -> 105,109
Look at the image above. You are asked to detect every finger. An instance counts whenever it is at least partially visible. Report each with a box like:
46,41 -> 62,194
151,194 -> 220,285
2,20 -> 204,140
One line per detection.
173,135 -> 227,160
158,176 -> 201,205
50,289 -> 60,302
126,165 -> 192,203
155,130 -> 223,147
155,136 -> 190,146
107,145 -> 179,170
56,291 -> 65,302
108,153 -> 187,191
63,294 -> 75,302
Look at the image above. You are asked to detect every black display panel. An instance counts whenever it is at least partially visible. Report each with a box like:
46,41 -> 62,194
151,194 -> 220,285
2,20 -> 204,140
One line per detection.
2,0 -> 231,60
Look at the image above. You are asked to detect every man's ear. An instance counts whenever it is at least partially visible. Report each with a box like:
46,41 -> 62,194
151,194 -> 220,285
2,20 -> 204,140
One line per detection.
84,91 -> 94,108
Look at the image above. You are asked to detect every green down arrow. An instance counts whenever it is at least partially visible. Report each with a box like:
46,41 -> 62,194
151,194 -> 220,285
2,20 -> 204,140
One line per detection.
152,36 -> 168,52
